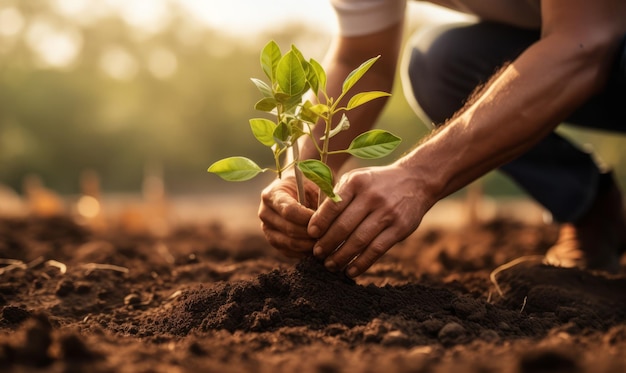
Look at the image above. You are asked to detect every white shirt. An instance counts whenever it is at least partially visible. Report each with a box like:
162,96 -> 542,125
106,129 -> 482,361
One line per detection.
331,0 -> 541,36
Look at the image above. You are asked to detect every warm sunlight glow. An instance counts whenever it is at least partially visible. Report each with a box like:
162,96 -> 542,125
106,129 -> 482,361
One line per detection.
114,0 -> 171,35
0,7 -> 24,37
148,47 -> 178,80
52,0 -> 107,25
25,18 -> 83,68
99,45 -> 138,80
7,0 -> 478,71
76,195 -> 101,218
176,0 -> 337,36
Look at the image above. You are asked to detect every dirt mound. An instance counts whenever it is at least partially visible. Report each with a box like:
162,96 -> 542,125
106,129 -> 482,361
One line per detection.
154,258 -> 456,338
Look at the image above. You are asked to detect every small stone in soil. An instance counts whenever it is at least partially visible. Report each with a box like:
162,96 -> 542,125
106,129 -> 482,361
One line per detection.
381,330 -> 411,347
438,322 -> 467,345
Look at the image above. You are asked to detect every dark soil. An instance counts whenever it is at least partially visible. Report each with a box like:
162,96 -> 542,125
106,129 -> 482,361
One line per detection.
1,215 -> 626,373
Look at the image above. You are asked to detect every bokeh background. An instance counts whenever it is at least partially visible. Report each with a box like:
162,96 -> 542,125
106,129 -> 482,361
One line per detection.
1,0 -> 625,225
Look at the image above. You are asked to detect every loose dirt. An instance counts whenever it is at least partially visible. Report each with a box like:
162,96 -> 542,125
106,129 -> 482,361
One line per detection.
1,215 -> 625,373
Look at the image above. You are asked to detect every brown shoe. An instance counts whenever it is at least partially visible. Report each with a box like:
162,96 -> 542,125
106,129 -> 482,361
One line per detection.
543,172 -> 626,273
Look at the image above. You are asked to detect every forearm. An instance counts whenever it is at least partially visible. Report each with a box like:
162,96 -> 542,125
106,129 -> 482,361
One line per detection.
300,23 -> 403,175
299,60 -> 392,172
399,31 -> 622,202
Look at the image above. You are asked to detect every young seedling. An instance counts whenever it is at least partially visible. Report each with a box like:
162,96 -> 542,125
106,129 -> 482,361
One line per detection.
208,40 -> 401,205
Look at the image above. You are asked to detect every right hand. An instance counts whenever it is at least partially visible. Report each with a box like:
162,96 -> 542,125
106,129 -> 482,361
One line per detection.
258,176 -> 319,258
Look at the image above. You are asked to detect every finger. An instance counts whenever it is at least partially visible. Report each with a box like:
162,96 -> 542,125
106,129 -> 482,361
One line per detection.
343,229 -> 398,278
297,181 -> 323,211
261,225 -> 316,255
308,184 -> 356,239
311,195 -> 369,261
262,188 -> 314,227
278,199 -> 315,227
322,213 -> 388,272
259,202 -> 310,240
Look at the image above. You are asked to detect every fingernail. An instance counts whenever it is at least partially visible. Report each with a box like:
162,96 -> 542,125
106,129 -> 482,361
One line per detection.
313,245 -> 323,257
325,260 -> 338,272
346,266 -> 358,278
308,225 -> 320,238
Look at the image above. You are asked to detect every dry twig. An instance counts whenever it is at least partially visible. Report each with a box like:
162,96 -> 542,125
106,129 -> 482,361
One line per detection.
489,255 -> 543,297
0,257 -> 45,275
46,260 -> 68,274
83,263 -> 129,274
0,259 -> 26,275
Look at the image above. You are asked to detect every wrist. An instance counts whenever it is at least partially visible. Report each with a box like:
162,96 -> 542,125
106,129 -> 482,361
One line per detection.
391,157 -> 442,212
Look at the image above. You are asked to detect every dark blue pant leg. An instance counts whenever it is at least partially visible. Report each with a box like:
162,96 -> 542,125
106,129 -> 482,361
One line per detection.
403,21 -> 626,222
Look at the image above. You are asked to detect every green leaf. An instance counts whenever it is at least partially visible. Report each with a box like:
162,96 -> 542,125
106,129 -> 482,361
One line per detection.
309,104 -> 329,118
342,55 -> 380,95
299,100 -> 320,124
346,91 -> 391,110
292,46 -> 318,94
249,118 -> 276,146
275,91 -> 305,113
297,160 -> 341,202
346,130 -> 401,159
254,97 -> 277,112
309,58 -> 326,95
303,60 -> 319,95
261,40 -> 281,82
276,50 -> 307,96
290,119 -> 306,141
273,120 -> 291,145
250,78 -> 273,98
290,44 -> 306,64
208,157 -> 265,181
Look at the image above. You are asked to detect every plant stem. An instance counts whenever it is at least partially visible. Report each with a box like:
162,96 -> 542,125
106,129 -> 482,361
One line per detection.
317,116 -> 333,207
275,148 -> 283,179
291,140 -> 306,206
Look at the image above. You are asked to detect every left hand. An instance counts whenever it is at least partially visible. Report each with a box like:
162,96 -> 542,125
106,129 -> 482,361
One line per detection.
258,176 -> 319,259
307,162 -> 435,277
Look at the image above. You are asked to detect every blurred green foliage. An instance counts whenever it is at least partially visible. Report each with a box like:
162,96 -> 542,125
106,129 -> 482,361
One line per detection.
0,1 -> 623,197
0,1 -> 426,195
0,1 -> 295,193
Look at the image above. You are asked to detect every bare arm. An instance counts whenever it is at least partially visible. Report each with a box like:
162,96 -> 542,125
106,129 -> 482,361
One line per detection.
310,0 -> 626,277
299,21 -> 404,173
410,0 -> 626,201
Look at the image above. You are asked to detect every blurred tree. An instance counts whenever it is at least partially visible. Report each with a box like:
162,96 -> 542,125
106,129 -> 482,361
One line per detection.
0,0 -> 622,197
0,1 -> 283,194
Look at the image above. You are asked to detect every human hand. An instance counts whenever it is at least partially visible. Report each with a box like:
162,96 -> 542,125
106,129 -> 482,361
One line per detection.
307,163 -> 434,277
258,176 -> 319,258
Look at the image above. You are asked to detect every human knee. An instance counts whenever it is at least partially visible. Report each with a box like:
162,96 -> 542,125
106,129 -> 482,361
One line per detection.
403,23 -> 477,126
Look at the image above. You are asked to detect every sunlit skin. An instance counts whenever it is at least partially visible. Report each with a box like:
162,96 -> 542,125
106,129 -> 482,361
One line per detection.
258,0 -> 626,277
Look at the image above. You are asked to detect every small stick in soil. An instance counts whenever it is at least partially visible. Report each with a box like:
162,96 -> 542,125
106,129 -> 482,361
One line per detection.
0,259 -> 26,275
0,257 -> 44,275
26,256 -> 45,268
0,258 -> 24,265
489,255 -> 544,298
46,260 -> 67,274
520,296 -> 528,314
166,290 -> 182,302
82,263 -> 129,274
